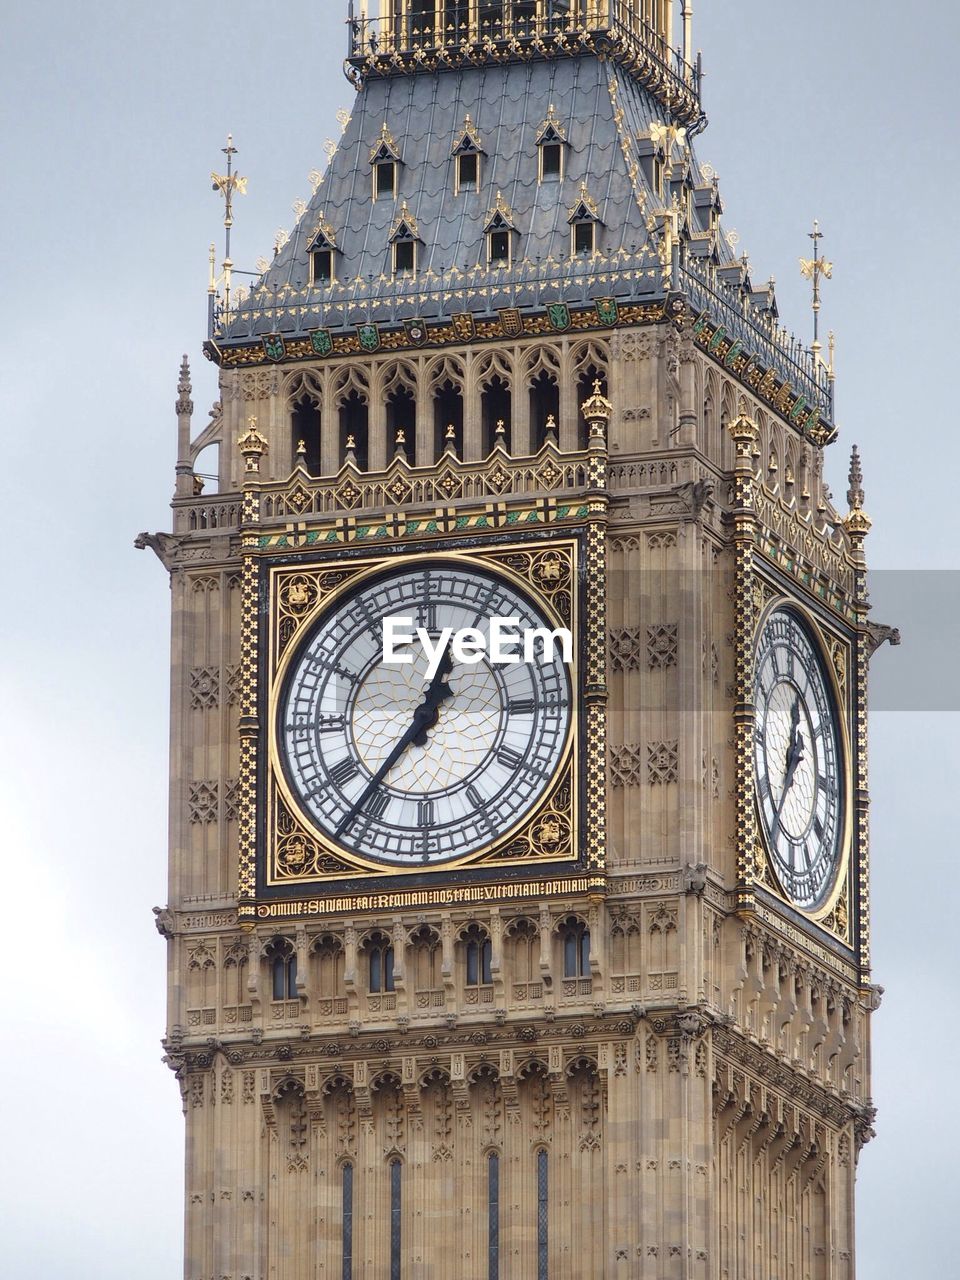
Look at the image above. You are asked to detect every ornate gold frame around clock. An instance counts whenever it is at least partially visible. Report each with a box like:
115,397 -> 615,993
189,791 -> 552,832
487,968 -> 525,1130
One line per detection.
752,590 -> 855,941
264,541 -> 582,885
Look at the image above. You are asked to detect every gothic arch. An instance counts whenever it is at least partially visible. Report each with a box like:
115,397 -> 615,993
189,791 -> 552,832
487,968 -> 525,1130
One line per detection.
333,366 -> 370,406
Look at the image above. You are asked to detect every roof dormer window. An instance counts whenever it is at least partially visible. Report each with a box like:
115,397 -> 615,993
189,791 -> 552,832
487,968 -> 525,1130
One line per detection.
307,215 -> 337,286
452,114 -> 485,194
484,192 -> 518,268
568,183 -> 603,257
375,161 -> 396,199
572,222 -> 595,255
370,123 -> 402,201
390,201 -> 422,277
536,104 -> 568,183
312,249 -> 334,283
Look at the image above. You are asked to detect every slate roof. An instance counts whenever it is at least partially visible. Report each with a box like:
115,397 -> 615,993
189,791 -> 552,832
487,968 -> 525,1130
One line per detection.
220,56 -> 725,343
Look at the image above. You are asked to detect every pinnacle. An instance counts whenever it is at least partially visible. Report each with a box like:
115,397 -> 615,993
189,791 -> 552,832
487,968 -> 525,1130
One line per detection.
847,444 -> 864,511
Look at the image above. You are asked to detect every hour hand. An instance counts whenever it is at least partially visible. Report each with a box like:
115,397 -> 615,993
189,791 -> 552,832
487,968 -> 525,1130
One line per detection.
335,646 -> 455,835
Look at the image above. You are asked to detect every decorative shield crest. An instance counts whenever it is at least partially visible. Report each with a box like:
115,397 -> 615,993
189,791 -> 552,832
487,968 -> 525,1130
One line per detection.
594,297 -> 619,326
805,407 -> 821,434
724,338 -> 744,368
310,328 -> 333,357
708,325 -> 727,354
547,302 -> 571,332
262,334 -> 286,362
451,312 -> 476,341
357,323 -> 381,353
790,395 -> 808,423
499,308 -> 523,337
404,317 -> 429,346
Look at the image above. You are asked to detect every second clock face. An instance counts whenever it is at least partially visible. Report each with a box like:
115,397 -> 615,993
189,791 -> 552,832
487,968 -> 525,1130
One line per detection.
278,562 -> 572,867
754,607 -> 845,910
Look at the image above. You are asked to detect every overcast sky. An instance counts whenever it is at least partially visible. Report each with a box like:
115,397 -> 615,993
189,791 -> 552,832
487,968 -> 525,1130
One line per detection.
1,3 -> 957,1276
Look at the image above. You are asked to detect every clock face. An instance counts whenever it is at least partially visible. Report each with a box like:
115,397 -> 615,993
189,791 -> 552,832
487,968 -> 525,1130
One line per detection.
753,608 -> 845,910
278,562 -> 572,867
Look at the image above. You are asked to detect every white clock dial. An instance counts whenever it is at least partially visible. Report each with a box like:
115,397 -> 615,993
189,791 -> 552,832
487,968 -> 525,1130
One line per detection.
753,608 -> 845,910
278,562 -> 572,866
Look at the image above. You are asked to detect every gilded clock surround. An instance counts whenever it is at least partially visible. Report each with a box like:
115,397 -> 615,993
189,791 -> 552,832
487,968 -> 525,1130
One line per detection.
263,541 -> 585,886
752,596 -> 855,935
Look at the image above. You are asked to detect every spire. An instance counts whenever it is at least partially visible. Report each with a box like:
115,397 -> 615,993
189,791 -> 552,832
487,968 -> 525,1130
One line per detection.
847,444 -> 864,511
843,444 -> 872,543
175,355 -> 195,497
176,355 -> 193,418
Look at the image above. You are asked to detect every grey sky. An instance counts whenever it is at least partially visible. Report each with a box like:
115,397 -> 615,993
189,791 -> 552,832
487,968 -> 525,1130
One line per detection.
0,3 -> 955,1276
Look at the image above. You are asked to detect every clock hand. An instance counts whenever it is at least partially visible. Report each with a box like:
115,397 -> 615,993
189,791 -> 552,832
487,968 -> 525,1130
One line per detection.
773,709 -> 806,830
335,646 -> 455,835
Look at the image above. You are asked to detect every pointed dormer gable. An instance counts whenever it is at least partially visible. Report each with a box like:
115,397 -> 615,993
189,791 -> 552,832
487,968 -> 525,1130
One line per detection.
306,213 -> 337,253
567,183 -> 603,227
535,103 -> 567,146
369,122 -> 402,165
389,201 -> 422,243
483,191 -> 518,235
451,113 -> 485,157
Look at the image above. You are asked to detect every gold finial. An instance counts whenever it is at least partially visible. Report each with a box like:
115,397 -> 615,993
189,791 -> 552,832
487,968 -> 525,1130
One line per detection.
445,424 -> 456,440
237,416 -> 268,474
296,439 -> 307,458
395,429 -> 407,446
345,434 -> 356,450
828,331 -> 837,382
800,220 -> 834,361
495,419 -> 506,436
581,386 -> 613,441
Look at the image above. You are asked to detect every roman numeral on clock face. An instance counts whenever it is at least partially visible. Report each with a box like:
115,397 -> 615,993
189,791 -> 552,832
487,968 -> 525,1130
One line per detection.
364,789 -> 390,819
509,699 -> 535,716
329,758 -> 360,788
418,799 -> 435,828
497,745 -> 523,770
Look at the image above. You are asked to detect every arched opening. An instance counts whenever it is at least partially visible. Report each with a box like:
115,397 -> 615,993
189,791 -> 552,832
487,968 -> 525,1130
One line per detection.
291,394 -> 321,475
481,375 -> 512,455
529,370 -> 560,451
266,937 -> 298,1001
557,916 -> 590,980
434,378 -> 464,459
192,442 -> 220,496
366,933 -> 396,994
386,385 -> 417,462
339,389 -> 369,470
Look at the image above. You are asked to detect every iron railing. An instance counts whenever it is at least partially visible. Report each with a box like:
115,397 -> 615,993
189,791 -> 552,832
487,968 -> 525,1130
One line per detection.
345,1 -> 702,118
214,244 -> 666,339
680,259 -> 835,420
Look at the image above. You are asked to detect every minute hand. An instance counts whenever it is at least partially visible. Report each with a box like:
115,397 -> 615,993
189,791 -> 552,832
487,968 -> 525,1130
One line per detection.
335,649 -> 454,835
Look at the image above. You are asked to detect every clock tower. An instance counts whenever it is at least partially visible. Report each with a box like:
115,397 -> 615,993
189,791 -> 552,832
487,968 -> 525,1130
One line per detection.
142,3 -> 889,1276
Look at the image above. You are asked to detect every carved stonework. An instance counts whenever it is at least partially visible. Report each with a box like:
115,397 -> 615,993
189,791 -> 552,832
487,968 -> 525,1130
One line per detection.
608,627 -> 644,672
609,744 -> 645,789
188,782 -> 219,825
647,742 -> 679,785
189,667 -> 220,709
647,623 -> 678,670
